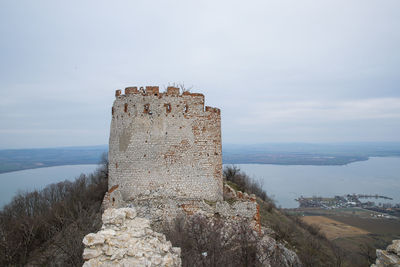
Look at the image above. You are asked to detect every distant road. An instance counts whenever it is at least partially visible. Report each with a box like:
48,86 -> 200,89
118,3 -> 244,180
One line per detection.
1,142 -> 400,173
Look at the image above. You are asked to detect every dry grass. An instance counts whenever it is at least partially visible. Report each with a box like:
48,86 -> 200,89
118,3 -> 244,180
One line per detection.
301,216 -> 369,240
330,215 -> 400,235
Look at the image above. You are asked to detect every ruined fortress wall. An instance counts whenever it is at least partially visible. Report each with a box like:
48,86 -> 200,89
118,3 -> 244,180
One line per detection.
108,86 -> 223,201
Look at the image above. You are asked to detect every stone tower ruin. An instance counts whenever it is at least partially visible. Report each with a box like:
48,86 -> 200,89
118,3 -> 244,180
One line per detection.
108,86 -> 223,202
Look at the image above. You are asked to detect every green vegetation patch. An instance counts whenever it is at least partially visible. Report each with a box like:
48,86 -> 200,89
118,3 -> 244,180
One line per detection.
204,199 -> 217,207
225,181 -> 241,192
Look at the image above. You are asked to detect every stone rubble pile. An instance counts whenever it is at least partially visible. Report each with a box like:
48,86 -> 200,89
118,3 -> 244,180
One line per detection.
371,240 -> 400,267
82,208 -> 181,267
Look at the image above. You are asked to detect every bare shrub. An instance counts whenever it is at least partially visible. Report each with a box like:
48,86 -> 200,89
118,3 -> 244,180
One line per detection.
163,214 -> 285,267
0,154 -> 108,266
165,82 -> 193,93
223,165 -> 273,205
359,243 -> 376,265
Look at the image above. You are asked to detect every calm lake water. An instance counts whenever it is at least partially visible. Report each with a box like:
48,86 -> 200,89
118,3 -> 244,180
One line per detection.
1,157 -> 399,209
0,164 -> 99,208
233,157 -> 400,208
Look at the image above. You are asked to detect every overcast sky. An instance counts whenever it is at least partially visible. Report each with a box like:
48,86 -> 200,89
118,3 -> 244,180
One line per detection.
1,0 -> 399,149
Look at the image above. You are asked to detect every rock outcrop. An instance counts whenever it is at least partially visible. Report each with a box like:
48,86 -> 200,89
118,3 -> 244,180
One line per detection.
93,182 -> 302,266
371,240 -> 400,267
82,208 -> 181,267
254,226 -> 302,266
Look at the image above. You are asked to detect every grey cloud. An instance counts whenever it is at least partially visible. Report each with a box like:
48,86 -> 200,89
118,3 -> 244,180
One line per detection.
0,0 -> 400,148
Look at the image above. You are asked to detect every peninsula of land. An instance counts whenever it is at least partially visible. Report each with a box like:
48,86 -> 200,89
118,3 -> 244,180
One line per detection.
1,142 -> 400,174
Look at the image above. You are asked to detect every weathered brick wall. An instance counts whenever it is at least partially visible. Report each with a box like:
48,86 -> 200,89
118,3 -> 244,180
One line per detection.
108,86 -> 223,201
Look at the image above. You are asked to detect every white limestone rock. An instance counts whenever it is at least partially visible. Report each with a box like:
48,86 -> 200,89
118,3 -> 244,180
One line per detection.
82,208 -> 181,267
83,248 -> 102,260
102,207 -> 136,226
371,240 -> 400,267
387,240 -> 400,256
83,233 -> 105,247
374,249 -> 400,266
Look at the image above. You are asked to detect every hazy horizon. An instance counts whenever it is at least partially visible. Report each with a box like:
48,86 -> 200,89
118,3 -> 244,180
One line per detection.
1,0 -> 400,149
2,141 -> 400,151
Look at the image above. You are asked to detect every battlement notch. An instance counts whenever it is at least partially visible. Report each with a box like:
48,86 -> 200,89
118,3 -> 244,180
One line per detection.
146,86 -> 159,95
125,87 -> 138,94
205,106 -> 221,115
166,86 -> 180,96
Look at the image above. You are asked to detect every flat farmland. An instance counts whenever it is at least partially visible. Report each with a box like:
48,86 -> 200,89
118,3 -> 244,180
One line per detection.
329,215 -> 400,236
295,208 -> 400,266
301,216 -> 369,240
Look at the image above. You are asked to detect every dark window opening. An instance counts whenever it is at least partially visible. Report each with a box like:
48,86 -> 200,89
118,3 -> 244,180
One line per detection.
143,104 -> 150,114
164,103 -> 171,113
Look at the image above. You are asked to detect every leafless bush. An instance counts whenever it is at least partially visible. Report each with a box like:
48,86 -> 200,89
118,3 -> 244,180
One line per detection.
331,243 -> 346,267
359,243 -> 376,265
163,214 -> 284,267
224,166 -> 341,266
271,221 -> 295,243
274,213 -> 339,267
165,82 -> 193,93
0,154 -> 108,266
223,165 -> 273,206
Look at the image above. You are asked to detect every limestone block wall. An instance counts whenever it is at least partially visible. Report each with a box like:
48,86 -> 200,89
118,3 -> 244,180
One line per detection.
108,86 -> 223,201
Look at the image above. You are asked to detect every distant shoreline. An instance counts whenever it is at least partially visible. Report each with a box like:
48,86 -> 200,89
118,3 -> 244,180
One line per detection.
3,156 -> 400,175
0,163 -> 100,175
0,159 -> 368,174
0,145 -> 107,174
1,143 -> 400,174
223,157 -> 370,167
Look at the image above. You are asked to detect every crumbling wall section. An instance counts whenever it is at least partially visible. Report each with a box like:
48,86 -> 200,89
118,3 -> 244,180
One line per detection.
108,86 -> 223,202
82,208 -> 181,267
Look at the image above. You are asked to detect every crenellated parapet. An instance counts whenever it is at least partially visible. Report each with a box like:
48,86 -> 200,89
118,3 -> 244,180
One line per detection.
112,86 -> 220,118
116,86 -> 204,97
108,86 -> 223,202
116,86 -> 205,98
